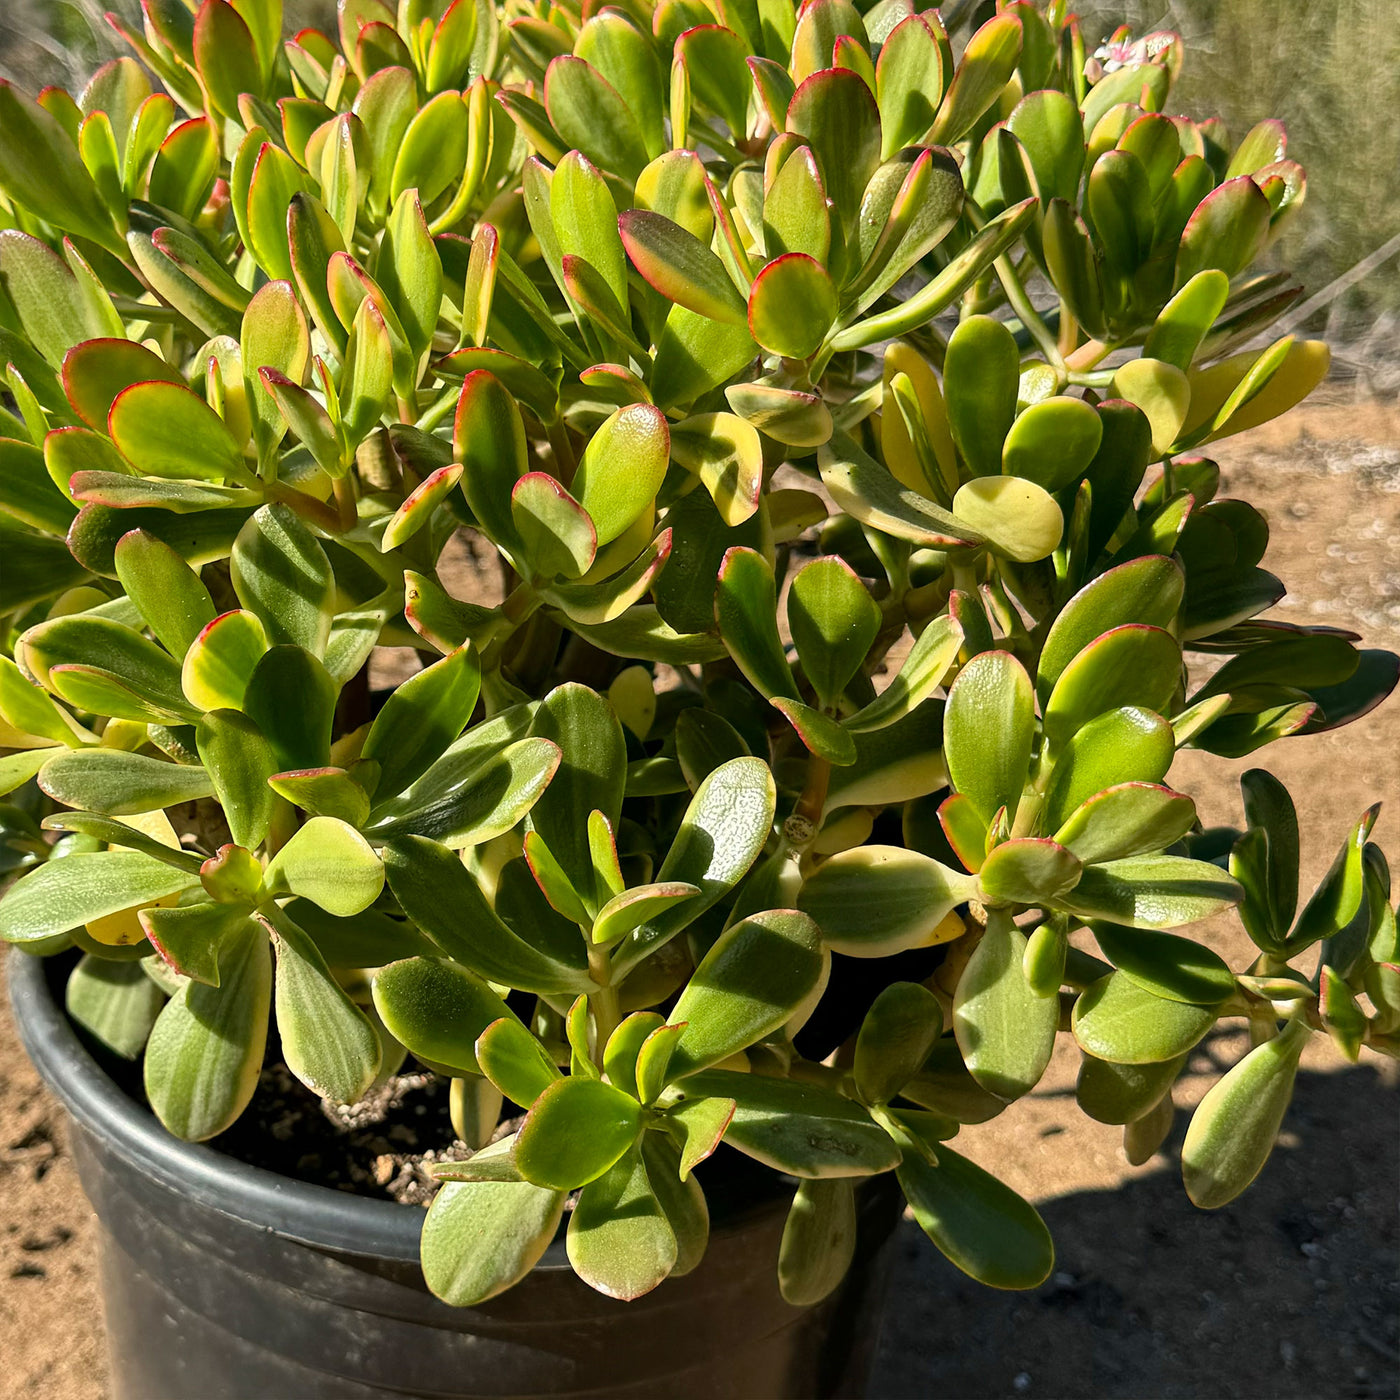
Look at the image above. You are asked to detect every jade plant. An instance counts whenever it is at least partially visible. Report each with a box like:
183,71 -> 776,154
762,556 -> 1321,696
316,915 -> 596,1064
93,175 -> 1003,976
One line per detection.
0,0 -> 1396,1308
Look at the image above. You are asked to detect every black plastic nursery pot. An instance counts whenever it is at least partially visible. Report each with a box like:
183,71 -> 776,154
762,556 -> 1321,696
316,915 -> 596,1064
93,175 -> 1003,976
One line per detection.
9,949 -> 902,1400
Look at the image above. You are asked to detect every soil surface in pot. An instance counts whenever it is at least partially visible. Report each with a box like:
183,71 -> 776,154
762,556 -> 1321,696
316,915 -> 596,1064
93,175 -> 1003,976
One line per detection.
212,1061 -> 471,1206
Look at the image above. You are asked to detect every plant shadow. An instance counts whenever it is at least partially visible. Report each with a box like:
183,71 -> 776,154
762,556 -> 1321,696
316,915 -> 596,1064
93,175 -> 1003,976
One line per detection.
870,1061 -> 1399,1400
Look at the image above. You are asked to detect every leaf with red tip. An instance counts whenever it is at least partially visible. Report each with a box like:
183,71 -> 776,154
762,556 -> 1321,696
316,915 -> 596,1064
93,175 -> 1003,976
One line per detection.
571,402 -> 670,547
382,464 -> 465,552
747,253 -> 836,360
62,339 -> 184,430
619,209 -> 747,326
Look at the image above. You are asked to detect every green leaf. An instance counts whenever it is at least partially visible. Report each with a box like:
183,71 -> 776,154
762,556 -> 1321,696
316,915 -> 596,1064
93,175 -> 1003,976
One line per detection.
0,655 -> 85,747
763,143 -> 830,265
182,610 -> 269,713
1111,358 -> 1191,457
290,900 -> 436,970
746,253 -> 837,361
511,473 -> 596,581
368,735 -> 560,849
876,15 -> 947,158
944,314 -> 1017,478
1072,971 -> 1218,1064
944,650 -> 1034,825
676,23 -> 751,137
669,412 -> 763,527
361,645 -> 480,800
667,909 -> 825,1078
38,749 -> 214,816
787,68 -> 881,248
263,905 -> 381,1104
650,303 -> 757,411
1092,923 -> 1235,1006
1007,87 -> 1083,204
263,816 -> 384,917
950,476 -> 1063,563
516,1076 -> 641,1191
592,883 -> 701,949
1038,555 -> 1184,700
526,683 -> 625,909
640,1131 -> 709,1276
1054,783 -> 1196,866
854,981 -> 943,1106
1175,176 -> 1272,289
339,294 -> 394,445
1145,269 -> 1231,371
230,505 -> 334,656
1002,397 -> 1103,492
567,1144 -> 676,1300
929,9 -> 1021,144
195,710 -> 277,850
65,954 -> 166,1059
977,839 -> 1083,907
953,911 -> 1058,1100
845,615 -> 962,734
476,1016 -> 562,1108
59,337 -> 182,432
384,836 -> 593,995
0,849 -> 195,945
1239,768 -> 1299,933
1041,706 -> 1175,833
852,146 -> 966,313
824,699 -> 949,814
798,846 -> 975,958
0,232 -> 109,370
612,757 -> 776,977
681,1069 -> 900,1177
113,530 -> 216,661
243,645 -> 337,771
544,56 -> 648,183
898,1141 -> 1053,1290
371,956 -> 517,1078
619,209 -> 746,325
0,81 -> 123,256
452,370 -> 529,551
571,403 -> 670,548
421,1176 -> 565,1306
143,918 -> 270,1139
147,114 -> 218,221
0,435 -> 77,535
632,1020 -> 685,1107
725,382 -> 832,448
241,280 -> 310,462
1076,1050 -> 1186,1126
141,900 -> 252,986
602,1013 -> 665,1099
39,812 -> 200,874
1043,624 -> 1180,744
377,189 -> 442,366
714,546 -> 795,701
1058,855 -> 1241,929
1181,1019 -> 1307,1208
820,429 -> 976,548
788,557 -> 881,710
1287,805 -> 1376,955
664,1094 -> 734,1178
779,1177 -> 857,1306
109,379 -> 245,483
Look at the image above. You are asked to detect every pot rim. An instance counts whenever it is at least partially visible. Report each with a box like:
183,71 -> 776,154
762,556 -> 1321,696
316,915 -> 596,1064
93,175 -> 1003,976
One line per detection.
9,946 -> 450,1262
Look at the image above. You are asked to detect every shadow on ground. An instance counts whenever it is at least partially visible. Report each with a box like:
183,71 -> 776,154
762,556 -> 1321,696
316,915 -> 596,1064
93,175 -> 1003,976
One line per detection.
869,1062 -> 1400,1400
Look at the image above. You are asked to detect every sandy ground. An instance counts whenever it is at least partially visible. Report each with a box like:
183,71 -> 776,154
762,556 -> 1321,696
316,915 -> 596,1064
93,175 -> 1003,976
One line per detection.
1,397 -> 1397,1400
